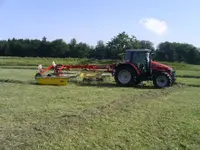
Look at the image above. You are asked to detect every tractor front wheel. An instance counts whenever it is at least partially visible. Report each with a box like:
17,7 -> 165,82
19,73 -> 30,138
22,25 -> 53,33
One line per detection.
153,72 -> 172,88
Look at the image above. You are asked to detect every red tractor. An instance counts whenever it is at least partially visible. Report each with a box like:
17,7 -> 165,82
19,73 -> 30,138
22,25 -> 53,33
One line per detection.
113,49 -> 176,88
35,49 -> 176,88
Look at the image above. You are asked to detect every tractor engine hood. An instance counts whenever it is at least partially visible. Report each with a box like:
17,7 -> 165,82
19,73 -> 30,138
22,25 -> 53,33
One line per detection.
151,61 -> 173,72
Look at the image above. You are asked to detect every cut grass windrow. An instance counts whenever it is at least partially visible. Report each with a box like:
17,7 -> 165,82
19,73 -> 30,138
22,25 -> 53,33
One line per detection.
176,75 -> 200,79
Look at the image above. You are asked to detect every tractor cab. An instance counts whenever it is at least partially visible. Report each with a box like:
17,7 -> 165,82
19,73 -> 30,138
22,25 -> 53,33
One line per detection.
123,49 -> 152,75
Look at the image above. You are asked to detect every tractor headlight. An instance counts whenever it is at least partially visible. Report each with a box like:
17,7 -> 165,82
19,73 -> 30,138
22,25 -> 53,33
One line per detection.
169,68 -> 174,73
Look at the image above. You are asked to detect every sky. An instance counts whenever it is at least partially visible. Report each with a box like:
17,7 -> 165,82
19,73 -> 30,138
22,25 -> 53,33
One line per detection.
0,0 -> 200,48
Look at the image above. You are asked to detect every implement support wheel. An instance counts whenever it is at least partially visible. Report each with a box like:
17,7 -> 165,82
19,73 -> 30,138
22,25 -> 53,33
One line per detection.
35,73 -> 42,79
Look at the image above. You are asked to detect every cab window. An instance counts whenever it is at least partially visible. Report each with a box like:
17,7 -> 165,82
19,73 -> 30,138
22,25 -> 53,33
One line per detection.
131,52 -> 146,64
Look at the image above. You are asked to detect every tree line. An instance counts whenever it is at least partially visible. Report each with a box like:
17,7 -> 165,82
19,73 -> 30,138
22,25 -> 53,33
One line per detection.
0,32 -> 200,64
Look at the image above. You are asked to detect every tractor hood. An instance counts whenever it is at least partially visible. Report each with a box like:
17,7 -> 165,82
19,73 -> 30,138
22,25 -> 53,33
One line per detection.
151,61 -> 173,71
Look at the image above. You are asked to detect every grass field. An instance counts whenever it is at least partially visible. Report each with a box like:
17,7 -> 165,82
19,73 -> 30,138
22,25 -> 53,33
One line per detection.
1,56 -> 200,71
0,57 -> 200,149
0,56 -> 117,66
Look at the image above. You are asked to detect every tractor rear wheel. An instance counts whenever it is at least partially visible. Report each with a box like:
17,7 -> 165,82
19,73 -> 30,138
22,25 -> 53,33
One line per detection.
153,72 -> 172,88
114,66 -> 139,86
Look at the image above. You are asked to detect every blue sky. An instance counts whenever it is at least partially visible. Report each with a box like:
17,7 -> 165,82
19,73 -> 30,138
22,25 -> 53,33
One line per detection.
0,0 -> 200,47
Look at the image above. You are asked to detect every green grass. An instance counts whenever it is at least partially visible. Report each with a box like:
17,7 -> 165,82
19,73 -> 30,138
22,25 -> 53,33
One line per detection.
1,56 -> 200,71
176,77 -> 200,86
0,68 -> 37,81
0,65 -> 37,69
160,61 -> 200,71
176,70 -> 200,76
0,56 -> 117,66
0,58 -> 200,149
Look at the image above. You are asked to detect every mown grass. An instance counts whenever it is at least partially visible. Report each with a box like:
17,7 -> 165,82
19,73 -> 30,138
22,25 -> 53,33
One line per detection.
0,68 -> 151,149
2,83 -> 200,150
176,77 -> 200,86
0,59 -> 200,149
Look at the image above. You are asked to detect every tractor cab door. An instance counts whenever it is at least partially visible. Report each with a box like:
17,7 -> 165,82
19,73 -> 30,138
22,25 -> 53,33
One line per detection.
130,51 -> 150,75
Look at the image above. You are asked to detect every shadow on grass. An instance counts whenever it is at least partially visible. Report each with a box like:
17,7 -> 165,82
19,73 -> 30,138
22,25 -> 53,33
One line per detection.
0,79 -> 37,85
69,80 -> 158,89
0,78 -> 157,89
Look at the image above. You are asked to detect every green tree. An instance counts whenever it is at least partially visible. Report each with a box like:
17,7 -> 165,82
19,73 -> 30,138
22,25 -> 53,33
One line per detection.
107,31 -> 139,59
49,39 -> 69,57
138,40 -> 155,51
156,42 -> 178,62
0,32 -> 200,65
90,40 -> 108,59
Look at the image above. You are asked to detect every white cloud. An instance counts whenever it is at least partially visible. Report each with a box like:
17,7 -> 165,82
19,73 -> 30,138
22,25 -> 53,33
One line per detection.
139,18 -> 168,35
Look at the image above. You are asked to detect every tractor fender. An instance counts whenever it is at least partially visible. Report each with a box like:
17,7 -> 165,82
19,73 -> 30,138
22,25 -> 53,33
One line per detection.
114,63 -> 140,76
152,70 -> 171,78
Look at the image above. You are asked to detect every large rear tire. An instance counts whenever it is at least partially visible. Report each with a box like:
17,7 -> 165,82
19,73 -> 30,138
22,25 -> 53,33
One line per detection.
114,66 -> 139,87
153,72 -> 172,88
